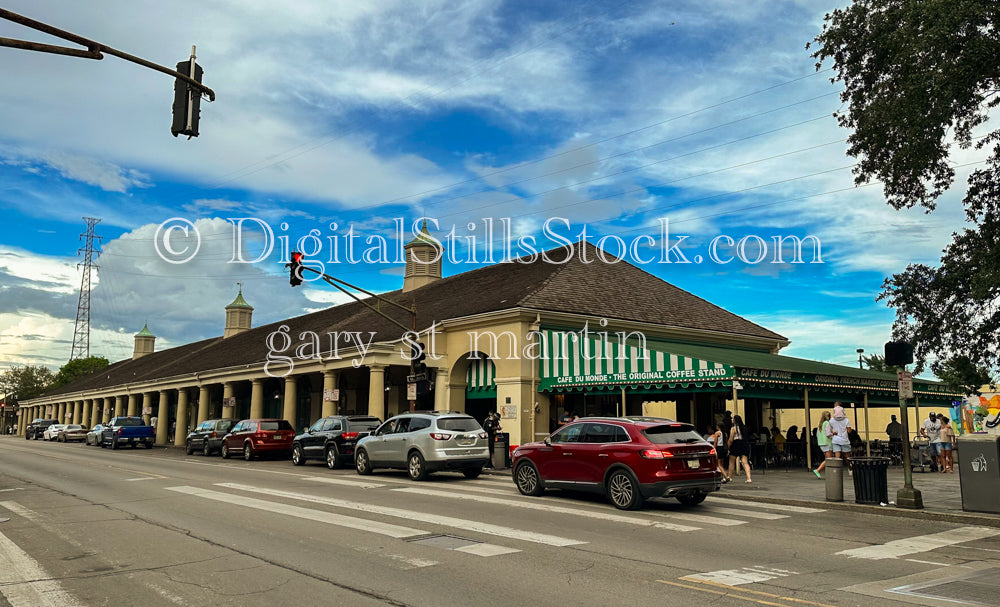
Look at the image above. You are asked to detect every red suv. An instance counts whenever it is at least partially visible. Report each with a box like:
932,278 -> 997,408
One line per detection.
512,417 -> 720,510
221,419 -> 295,461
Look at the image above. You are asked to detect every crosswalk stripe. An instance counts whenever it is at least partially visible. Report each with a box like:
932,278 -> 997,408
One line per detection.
683,566 -> 796,585
166,486 -> 425,538
646,511 -> 746,526
456,544 -> 520,557
302,476 -> 385,489
706,498 -> 825,513
215,483 -> 585,547
392,487 -> 701,532
697,506 -> 788,520
835,526 -> 1000,560
0,527 -> 81,607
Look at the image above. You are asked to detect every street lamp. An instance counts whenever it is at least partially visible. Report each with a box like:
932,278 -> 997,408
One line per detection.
856,348 -> 864,369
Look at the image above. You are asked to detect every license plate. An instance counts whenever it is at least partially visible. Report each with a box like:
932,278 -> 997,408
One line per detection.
686,459 -> 700,469
274,435 -> 283,441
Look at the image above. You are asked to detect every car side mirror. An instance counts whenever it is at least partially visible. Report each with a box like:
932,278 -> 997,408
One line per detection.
544,437 -> 551,446
368,430 -> 376,436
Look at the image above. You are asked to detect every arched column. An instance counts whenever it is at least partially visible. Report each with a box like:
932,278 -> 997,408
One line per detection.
322,370 -> 338,417
250,379 -> 264,419
90,399 -> 100,428
115,395 -> 126,418
142,392 -> 154,425
155,390 -> 170,445
222,382 -> 235,419
127,394 -> 138,417
367,365 -> 386,420
283,376 -> 297,431
57,402 -> 66,423
103,397 -> 113,423
174,388 -> 190,446
197,386 -> 210,425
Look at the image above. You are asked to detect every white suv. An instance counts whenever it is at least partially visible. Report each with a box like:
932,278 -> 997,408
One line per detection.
355,412 -> 490,480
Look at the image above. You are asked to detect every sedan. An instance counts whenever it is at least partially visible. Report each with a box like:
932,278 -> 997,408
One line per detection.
42,424 -> 67,441
57,424 -> 88,442
86,424 -> 106,446
512,417 -> 721,510
221,419 -> 295,461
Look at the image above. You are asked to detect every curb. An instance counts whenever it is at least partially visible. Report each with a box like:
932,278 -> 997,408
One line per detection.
710,492 -> 1000,528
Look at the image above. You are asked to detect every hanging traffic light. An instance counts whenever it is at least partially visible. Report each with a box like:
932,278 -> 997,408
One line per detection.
287,251 -> 304,287
171,54 -> 203,138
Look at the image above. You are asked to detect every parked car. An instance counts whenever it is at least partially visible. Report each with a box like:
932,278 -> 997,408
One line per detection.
221,419 -> 295,461
101,417 -> 155,449
511,417 -> 721,510
26,419 -> 58,440
57,424 -> 88,442
86,424 -> 106,446
185,419 -> 236,456
291,415 -> 381,469
354,411 -> 490,480
43,424 -> 67,441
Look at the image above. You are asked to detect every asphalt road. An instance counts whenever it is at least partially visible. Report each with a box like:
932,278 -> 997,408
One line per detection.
0,437 -> 997,607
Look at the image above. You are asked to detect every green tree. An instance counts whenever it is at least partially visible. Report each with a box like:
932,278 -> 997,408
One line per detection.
861,353 -> 901,374
0,365 -> 54,401
810,1 -> 1000,375
51,356 -> 109,389
931,355 -> 995,396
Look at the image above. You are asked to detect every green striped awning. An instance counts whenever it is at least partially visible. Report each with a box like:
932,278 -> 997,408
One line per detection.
466,356 -> 497,397
538,329 -> 735,391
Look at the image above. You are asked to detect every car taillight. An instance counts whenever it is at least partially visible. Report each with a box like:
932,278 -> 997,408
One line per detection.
118,428 -> 124,435
255,432 -> 266,440
708,447 -> 717,456
342,432 -> 358,439
210,431 -> 217,438
429,433 -> 453,440
639,449 -> 673,459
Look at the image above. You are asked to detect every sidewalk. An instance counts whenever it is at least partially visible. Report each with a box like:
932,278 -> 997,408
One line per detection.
485,464 -> 1000,528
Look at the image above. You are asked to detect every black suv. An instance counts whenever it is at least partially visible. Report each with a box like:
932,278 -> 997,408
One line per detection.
184,418 -> 236,456
291,415 -> 381,469
26,418 -> 58,440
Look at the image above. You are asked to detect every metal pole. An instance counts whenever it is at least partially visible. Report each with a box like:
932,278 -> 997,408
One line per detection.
804,387 -> 811,470
896,364 -> 923,509
864,392 -> 870,456
186,46 -> 196,132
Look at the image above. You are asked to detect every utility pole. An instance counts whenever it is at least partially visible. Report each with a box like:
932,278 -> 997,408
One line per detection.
70,217 -> 101,361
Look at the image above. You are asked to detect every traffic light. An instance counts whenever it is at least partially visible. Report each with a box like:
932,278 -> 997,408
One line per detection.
171,59 -> 203,138
884,341 -> 913,367
287,251 -> 304,287
413,342 -> 427,374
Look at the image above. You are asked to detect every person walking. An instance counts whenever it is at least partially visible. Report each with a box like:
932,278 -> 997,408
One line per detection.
920,411 -> 942,472
483,411 -> 501,469
727,415 -> 753,484
885,414 -> 902,462
938,414 -> 955,473
813,410 -> 832,478
828,403 -> 853,474
710,423 -> 731,482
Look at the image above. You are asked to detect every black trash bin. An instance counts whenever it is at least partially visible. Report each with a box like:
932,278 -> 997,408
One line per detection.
492,432 -> 510,469
851,457 -> 890,505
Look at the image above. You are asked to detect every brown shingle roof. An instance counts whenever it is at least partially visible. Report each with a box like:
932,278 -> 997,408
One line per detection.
41,242 -> 783,397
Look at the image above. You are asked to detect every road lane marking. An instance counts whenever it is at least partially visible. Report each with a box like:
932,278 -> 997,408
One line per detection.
706,498 -> 824,514
646,510 -> 746,526
659,579 -> 840,607
835,526 -> 1000,560
391,486 -> 701,532
215,483 -> 585,547
165,486 -> 425,538
0,501 -> 41,522
302,476 -> 385,489
0,528 -> 81,607
697,506 -> 788,520
0,488 -> 25,492
124,477 -> 158,482
683,567 -> 796,585
455,543 -> 520,557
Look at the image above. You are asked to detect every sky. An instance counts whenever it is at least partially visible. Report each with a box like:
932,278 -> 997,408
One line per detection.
0,1 -> 981,378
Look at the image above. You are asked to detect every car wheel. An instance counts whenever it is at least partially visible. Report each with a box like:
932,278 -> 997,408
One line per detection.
144,442 -> 152,449
202,442 -> 211,457
58,435 -> 64,442
291,444 -> 305,466
221,443 -> 230,459
243,443 -> 253,461
514,461 -> 545,496
407,452 -> 428,481
606,469 -> 644,511
185,441 -> 194,455
325,445 -> 341,470
676,491 -> 707,506
111,438 -> 119,450
355,449 -> 372,475
463,467 -> 483,479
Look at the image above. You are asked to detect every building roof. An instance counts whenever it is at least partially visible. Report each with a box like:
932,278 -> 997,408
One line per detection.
225,287 -> 254,310
39,242 -> 784,398
135,323 -> 155,337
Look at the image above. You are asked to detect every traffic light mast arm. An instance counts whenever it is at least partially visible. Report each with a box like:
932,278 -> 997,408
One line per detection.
0,8 -> 215,101
295,264 -> 416,335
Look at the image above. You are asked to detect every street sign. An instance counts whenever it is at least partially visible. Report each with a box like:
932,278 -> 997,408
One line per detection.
323,388 -> 339,401
897,371 -> 914,399
407,373 -> 428,383
407,383 -> 417,400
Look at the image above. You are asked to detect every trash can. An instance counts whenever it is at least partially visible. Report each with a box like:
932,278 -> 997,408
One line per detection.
492,432 -> 510,469
851,457 -> 890,505
958,434 -> 1000,514
824,457 -> 844,502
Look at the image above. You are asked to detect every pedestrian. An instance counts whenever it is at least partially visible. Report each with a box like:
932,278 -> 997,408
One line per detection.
483,411 -> 501,469
827,403 -> 853,474
710,423 -> 730,482
938,414 -> 955,473
813,410 -> 832,478
558,407 -> 578,427
885,414 -> 902,461
726,414 -> 753,484
920,411 -> 942,472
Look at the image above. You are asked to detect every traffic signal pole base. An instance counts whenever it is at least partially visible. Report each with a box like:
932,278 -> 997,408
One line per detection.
895,486 -> 924,510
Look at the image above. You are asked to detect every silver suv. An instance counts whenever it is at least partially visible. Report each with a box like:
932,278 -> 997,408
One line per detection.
354,411 -> 490,480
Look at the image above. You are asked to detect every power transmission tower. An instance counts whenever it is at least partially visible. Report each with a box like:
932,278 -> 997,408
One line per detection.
70,217 -> 101,361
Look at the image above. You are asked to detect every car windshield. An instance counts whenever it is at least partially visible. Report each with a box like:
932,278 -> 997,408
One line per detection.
642,424 -> 706,445
437,417 -> 481,432
260,420 -> 293,431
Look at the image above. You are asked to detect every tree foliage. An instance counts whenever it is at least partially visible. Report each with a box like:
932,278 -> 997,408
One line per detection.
861,353 -> 901,374
931,355 -> 995,396
52,356 -> 109,389
0,365 -> 54,401
810,1 -> 1000,375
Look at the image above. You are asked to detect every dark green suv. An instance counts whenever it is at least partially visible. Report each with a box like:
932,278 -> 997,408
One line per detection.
26,418 -> 58,440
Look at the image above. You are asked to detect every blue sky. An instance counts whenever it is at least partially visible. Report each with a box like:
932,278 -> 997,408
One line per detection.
0,1 -> 980,376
